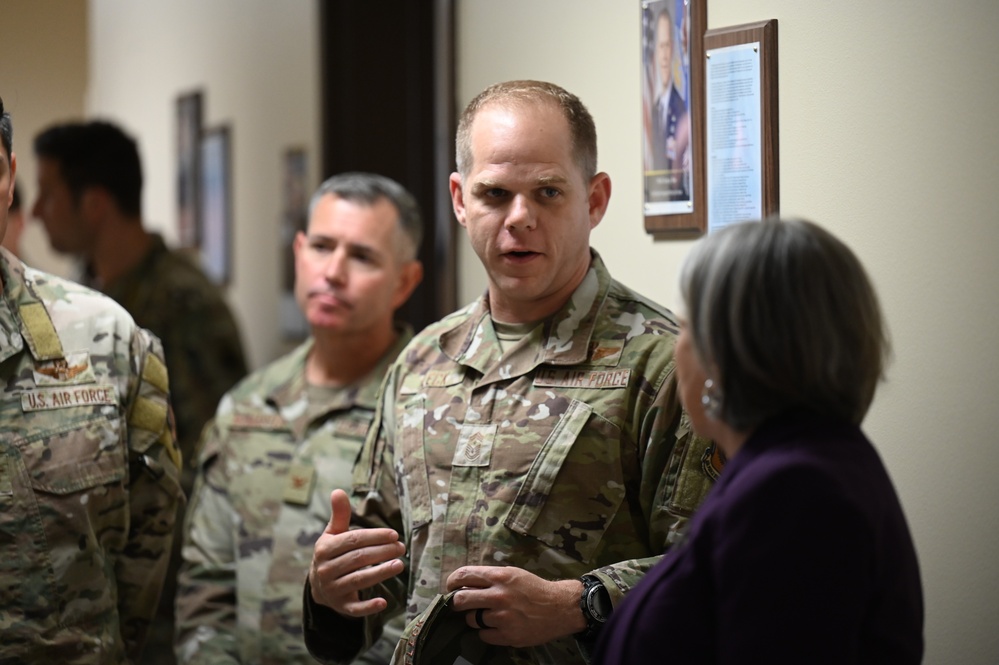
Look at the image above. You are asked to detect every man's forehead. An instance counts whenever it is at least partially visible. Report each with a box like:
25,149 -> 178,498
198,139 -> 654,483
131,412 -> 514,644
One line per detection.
308,197 -> 397,238
474,97 -> 561,123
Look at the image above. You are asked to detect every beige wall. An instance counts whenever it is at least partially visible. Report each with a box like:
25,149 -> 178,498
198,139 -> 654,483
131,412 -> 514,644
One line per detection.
5,0 -> 320,369
456,1 -> 999,663
1,0 -> 87,278
5,0 -> 998,661
86,0 -> 321,369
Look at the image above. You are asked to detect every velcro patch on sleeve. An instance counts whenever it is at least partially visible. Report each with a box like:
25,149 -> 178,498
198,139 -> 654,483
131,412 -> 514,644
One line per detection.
19,302 -> 63,359
129,395 -> 168,432
142,352 -> 170,394
158,428 -> 182,470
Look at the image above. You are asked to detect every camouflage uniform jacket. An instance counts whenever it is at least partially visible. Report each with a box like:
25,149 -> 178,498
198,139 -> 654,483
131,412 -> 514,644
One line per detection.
303,251 -> 718,664
88,233 -> 248,483
175,328 -> 413,665
0,248 -> 182,663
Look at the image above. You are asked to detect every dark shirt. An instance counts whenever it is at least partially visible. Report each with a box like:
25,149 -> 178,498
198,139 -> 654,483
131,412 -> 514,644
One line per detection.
594,410 -> 924,665
92,233 -> 248,474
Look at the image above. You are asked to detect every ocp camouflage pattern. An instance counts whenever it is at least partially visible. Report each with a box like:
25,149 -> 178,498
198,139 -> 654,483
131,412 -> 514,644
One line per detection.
304,251 -> 716,664
0,248 -> 182,664
176,331 -> 412,664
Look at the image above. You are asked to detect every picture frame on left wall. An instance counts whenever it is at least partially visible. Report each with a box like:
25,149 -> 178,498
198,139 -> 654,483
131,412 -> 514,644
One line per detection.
280,147 -> 309,340
176,91 -> 203,249
200,125 -> 232,285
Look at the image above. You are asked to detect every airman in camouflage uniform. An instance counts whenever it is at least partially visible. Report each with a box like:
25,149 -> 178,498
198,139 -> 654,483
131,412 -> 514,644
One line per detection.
175,173 -> 424,664
32,120 -> 248,664
304,81 -> 718,664
0,95 -> 182,664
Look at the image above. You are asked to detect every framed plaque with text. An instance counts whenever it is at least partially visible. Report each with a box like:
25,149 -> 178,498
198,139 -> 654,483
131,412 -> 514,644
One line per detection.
704,20 -> 779,233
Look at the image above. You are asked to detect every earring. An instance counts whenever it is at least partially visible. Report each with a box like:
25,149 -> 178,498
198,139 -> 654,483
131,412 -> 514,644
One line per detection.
701,378 -> 722,419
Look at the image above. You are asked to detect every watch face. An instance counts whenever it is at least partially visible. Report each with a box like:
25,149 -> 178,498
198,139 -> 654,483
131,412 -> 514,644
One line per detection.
586,584 -> 611,623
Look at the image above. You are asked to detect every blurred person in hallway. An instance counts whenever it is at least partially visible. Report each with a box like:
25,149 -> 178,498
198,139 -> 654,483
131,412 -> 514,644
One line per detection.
175,172 -> 423,664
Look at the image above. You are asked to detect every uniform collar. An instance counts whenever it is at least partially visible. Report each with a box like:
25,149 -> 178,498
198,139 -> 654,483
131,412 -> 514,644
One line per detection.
437,249 -> 611,381
265,323 -> 415,422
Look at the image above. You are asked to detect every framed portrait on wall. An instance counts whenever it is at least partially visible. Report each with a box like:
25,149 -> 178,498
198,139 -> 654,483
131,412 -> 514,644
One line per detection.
199,125 -> 232,285
280,147 -> 309,340
642,0 -> 707,236
175,91 -> 203,249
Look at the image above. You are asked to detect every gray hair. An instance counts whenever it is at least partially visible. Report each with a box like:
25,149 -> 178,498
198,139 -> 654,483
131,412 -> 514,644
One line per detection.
679,218 -> 891,429
308,171 -> 423,261
455,80 -> 598,181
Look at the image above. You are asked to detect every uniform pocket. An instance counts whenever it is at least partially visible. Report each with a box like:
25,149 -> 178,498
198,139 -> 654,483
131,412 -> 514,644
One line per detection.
0,411 -> 126,630
505,399 -> 626,563
397,396 -> 433,537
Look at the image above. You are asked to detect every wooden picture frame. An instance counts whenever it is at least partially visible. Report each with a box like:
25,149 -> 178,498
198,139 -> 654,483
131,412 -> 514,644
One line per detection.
199,125 -> 232,285
704,20 -> 779,231
280,147 -> 309,340
642,0 -> 707,237
175,91 -> 203,249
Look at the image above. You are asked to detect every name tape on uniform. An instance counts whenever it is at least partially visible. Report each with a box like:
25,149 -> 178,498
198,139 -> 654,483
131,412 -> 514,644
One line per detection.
533,368 -> 631,390
22,385 -> 118,412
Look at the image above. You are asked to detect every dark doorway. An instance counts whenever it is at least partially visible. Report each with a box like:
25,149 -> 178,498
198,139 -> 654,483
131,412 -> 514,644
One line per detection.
320,0 -> 457,333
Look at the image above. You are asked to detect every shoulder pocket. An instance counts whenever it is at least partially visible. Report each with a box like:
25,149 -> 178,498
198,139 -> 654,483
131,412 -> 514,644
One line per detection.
22,413 -> 126,493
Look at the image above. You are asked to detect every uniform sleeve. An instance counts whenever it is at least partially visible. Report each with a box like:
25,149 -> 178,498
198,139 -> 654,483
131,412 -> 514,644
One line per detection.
595,365 -> 716,600
174,417 -> 241,665
116,327 -> 184,662
304,364 -> 407,664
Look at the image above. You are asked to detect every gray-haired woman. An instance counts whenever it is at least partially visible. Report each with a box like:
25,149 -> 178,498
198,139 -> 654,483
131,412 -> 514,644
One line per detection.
595,218 -> 923,664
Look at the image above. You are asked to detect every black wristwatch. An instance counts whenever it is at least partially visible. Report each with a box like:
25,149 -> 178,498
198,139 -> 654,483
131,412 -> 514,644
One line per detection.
578,574 -> 612,639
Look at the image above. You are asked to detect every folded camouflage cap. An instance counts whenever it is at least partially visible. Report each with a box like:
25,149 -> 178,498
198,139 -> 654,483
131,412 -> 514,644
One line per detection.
401,590 -> 516,665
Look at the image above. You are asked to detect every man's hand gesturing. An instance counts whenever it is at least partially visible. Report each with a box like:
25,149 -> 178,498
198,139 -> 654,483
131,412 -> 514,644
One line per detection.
309,489 -> 406,617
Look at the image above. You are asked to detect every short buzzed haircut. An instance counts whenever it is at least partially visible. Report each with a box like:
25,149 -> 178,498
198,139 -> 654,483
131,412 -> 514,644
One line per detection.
455,80 -> 598,181
309,171 -> 423,261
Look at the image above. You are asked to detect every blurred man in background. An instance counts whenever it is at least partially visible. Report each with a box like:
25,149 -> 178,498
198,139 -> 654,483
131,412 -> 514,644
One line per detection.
175,172 -> 422,664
